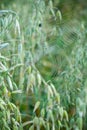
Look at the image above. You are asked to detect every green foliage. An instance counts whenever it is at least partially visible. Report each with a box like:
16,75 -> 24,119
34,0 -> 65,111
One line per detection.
0,0 -> 87,130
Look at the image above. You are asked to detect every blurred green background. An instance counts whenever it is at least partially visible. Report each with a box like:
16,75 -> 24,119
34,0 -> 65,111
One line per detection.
0,0 -> 87,130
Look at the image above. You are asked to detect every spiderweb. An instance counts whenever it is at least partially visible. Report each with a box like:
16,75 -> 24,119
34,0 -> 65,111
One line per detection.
0,1 -> 87,83
30,1 -> 87,84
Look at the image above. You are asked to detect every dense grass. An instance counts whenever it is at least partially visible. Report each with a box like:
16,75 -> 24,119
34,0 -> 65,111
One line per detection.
0,0 -> 87,130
